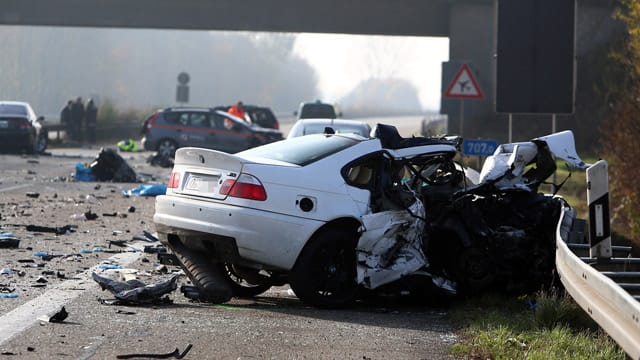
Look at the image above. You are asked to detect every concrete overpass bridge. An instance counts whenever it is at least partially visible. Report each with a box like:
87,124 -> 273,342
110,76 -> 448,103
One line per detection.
1,0 -> 617,143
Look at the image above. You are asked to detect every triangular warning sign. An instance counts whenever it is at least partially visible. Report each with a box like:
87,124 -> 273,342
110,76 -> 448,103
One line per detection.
444,64 -> 484,99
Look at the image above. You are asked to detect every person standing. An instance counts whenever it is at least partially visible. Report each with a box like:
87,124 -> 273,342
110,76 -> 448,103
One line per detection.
60,100 -> 73,140
70,97 -> 85,143
85,98 -> 98,144
227,101 -> 246,120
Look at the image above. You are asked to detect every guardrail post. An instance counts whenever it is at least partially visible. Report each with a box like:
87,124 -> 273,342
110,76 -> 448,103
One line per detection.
587,160 -> 611,259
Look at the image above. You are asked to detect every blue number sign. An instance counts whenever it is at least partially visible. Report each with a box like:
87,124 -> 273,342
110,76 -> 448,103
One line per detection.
463,139 -> 498,156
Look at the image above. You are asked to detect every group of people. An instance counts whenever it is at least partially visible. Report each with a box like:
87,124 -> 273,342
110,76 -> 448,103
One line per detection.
60,97 -> 98,143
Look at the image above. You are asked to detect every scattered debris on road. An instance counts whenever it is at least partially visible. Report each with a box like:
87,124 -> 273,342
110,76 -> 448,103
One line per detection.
38,306 -> 68,323
92,272 -> 180,305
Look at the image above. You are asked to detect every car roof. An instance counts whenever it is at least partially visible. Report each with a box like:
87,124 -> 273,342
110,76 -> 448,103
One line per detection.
0,101 -> 32,116
0,101 -> 30,106
163,106 -> 212,112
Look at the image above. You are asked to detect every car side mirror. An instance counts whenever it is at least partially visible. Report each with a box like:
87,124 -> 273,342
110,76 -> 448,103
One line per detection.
37,116 -> 45,122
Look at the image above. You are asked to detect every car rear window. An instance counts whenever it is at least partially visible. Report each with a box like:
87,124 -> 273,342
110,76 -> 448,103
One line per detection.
0,104 -> 27,116
238,134 -> 360,166
300,104 -> 336,119
304,124 -> 367,136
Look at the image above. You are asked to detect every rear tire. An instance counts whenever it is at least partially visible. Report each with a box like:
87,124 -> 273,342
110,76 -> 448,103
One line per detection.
36,132 -> 48,154
289,228 -> 358,308
169,242 -> 233,303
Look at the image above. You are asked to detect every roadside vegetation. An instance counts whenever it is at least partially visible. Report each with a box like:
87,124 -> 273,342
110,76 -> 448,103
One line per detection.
600,0 -> 640,249
448,291 -> 625,359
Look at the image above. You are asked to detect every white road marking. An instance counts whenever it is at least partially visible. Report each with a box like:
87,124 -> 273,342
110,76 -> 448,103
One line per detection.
0,184 -> 31,193
0,251 -> 144,345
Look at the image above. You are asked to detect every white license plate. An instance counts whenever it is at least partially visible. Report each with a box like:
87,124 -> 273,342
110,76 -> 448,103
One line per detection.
0,120 -> 8,128
185,174 -> 219,193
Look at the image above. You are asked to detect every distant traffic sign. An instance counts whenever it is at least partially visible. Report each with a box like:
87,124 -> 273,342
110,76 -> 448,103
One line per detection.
444,64 -> 484,99
463,139 -> 497,156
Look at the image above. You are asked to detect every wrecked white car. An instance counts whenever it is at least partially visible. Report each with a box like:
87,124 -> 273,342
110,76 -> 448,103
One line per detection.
153,124 -> 586,308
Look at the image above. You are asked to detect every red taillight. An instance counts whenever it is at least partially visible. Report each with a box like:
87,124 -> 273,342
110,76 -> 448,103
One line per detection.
146,113 -> 160,133
219,174 -> 266,201
274,122 -> 279,130
167,172 -> 180,188
20,121 -> 32,129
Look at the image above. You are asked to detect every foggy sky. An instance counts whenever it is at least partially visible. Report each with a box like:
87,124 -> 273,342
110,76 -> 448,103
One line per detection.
0,26 -> 426,120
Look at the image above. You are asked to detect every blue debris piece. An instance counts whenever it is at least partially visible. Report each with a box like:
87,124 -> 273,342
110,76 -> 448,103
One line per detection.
122,184 -> 167,197
73,163 -> 97,182
97,264 -> 122,269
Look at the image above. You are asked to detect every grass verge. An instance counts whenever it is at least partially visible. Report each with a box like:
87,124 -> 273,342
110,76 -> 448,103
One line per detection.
448,290 -> 625,359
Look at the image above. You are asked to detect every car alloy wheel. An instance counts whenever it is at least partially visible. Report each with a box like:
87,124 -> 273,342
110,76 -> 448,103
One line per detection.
289,228 -> 358,308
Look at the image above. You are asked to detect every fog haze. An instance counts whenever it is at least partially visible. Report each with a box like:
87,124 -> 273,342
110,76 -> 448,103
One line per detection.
0,26 -> 433,119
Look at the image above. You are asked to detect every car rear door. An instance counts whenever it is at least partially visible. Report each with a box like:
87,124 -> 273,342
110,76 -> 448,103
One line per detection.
210,112 -> 252,153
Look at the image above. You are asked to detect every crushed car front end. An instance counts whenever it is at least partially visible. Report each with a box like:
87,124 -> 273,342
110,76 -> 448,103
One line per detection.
154,125 -> 590,308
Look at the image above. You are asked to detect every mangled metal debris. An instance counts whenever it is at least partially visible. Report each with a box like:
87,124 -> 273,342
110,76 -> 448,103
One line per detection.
357,199 -> 428,290
92,272 -> 180,305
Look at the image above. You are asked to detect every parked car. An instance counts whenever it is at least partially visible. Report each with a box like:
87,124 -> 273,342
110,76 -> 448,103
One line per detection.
0,101 -> 47,154
287,118 -> 371,139
153,124 -> 587,308
140,107 -> 283,157
295,100 -> 340,119
214,105 -> 279,130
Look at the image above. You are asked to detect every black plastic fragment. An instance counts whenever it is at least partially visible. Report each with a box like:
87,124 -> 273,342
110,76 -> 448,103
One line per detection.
0,237 -> 20,248
116,344 -> 192,359
25,224 -> 76,235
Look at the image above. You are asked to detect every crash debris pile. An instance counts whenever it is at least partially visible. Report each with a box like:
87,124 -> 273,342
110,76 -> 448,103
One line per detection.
74,148 -> 137,182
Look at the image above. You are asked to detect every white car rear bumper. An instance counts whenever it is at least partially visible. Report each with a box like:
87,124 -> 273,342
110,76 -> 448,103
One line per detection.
154,195 -> 323,270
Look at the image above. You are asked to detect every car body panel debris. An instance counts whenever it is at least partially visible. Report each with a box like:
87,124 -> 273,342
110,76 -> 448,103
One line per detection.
92,272 -> 180,305
153,124 -> 589,308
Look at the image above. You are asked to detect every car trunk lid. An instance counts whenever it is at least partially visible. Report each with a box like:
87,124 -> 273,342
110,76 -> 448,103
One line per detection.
169,147 -> 245,200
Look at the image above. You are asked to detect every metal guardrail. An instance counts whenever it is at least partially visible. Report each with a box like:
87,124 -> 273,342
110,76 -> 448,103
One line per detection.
556,160 -> 640,359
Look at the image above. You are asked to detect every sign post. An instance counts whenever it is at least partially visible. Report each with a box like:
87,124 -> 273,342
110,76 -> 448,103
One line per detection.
443,64 -> 484,138
176,72 -> 190,105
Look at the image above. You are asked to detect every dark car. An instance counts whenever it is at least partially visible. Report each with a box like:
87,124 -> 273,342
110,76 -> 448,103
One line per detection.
0,101 -> 47,154
295,100 -> 340,120
214,104 -> 279,130
141,107 -> 283,157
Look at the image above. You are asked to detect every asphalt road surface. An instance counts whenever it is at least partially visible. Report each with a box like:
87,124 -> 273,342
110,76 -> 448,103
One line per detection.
0,120 -> 460,359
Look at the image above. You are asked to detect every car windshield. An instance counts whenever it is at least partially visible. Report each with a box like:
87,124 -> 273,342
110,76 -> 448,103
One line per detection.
238,134 -> 360,166
0,104 -> 27,116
